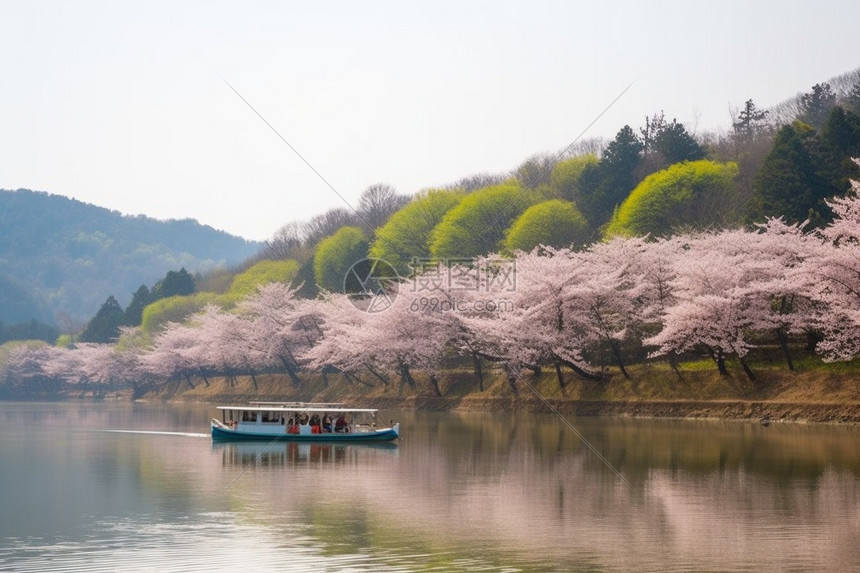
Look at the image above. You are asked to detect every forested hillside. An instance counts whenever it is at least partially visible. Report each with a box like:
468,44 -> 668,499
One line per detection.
0,189 -> 261,325
4,68 -> 860,400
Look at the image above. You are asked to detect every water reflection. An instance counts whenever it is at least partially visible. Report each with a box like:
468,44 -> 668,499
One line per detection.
1,403 -> 859,571
213,440 -> 399,468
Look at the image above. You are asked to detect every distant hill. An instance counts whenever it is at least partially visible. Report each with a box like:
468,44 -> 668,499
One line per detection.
0,188 -> 262,324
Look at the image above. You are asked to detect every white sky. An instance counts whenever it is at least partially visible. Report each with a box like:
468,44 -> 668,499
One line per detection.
2,1 -> 859,242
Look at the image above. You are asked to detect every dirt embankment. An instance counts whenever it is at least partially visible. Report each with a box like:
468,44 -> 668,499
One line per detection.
136,363 -> 860,424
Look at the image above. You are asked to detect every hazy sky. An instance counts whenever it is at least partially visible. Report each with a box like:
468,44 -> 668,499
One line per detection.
2,1 -> 859,241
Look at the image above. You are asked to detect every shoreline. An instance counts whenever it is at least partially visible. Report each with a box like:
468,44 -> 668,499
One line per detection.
6,394 -> 858,424
253,396 -> 860,424
10,364 -> 860,424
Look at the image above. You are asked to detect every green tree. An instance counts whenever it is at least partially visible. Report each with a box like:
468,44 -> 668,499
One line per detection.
846,79 -> 860,115
152,267 -> 195,300
140,293 -> 220,334
291,254 -> 319,299
605,160 -> 739,238
504,200 -> 589,252
799,82 -> 837,130
639,112 -> 704,174
818,106 -> 860,200
751,121 -> 839,225
429,182 -> 536,260
819,106 -> 860,164
124,285 -> 152,327
79,295 -> 126,343
655,119 -> 705,164
732,99 -> 770,141
313,227 -> 369,292
224,259 -> 301,305
370,188 -> 464,274
573,126 -> 643,231
590,125 -> 644,225
550,154 -> 599,203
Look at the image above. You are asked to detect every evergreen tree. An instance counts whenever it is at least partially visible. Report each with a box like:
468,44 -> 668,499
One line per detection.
818,106 -> 860,192
655,119 -> 706,165
845,79 -> 860,115
79,295 -> 126,343
732,99 -> 770,141
124,285 -> 152,327
799,83 -> 837,129
291,254 -> 319,299
639,111 -> 667,156
578,125 -> 643,228
639,111 -> 704,173
751,122 -> 837,225
152,268 -> 196,300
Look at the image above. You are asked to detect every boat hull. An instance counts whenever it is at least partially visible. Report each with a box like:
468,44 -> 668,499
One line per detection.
211,422 -> 400,442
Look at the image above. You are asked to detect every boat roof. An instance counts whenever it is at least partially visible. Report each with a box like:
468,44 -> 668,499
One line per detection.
216,402 -> 378,413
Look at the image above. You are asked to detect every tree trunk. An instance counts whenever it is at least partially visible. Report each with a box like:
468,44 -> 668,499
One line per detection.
503,364 -> 519,395
364,363 -> 390,386
554,361 -> 565,390
669,355 -> 684,382
473,354 -> 484,392
428,373 -> 442,397
279,356 -> 301,386
711,349 -> 729,376
183,372 -> 195,390
249,369 -> 258,391
775,328 -> 795,371
806,330 -> 822,352
738,355 -> 756,382
398,363 -> 416,387
608,339 -> 631,379
343,369 -> 372,387
551,352 -> 607,382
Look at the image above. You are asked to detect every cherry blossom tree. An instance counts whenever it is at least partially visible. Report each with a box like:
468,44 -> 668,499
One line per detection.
802,170 -> 860,360
476,249 -> 605,387
236,283 -> 323,385
409,261 -> 516,391
644,223 -> 815,380
193,305 -> 265,388
3,345 -> 55,392
139,320 -> 208,388
298,293 -> 371,383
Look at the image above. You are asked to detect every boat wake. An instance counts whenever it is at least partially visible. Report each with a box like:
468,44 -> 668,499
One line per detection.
100,429 -> 210,438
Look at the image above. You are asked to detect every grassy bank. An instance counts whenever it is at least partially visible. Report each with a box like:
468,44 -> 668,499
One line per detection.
140,355 -> 860,423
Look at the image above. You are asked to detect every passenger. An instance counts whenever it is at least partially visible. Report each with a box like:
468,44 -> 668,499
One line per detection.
335,414 -> 348,433
322,415 -> 333,433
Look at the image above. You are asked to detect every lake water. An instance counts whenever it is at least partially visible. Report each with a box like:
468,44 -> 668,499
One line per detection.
0,401 -> 858,572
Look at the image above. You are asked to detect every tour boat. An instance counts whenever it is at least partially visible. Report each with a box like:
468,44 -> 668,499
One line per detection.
210,401 -> 400,442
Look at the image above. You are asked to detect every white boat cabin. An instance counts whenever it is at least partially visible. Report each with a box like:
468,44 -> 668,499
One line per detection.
215,401 -> 384,437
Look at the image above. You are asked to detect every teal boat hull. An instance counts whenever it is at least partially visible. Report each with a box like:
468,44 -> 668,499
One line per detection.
211,422 -> 399,442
